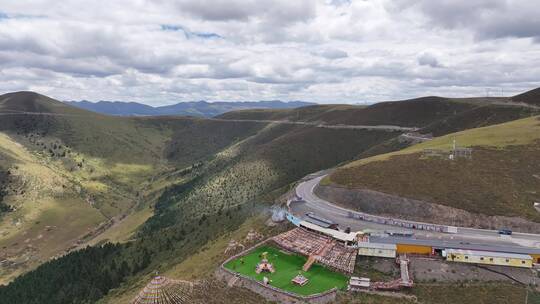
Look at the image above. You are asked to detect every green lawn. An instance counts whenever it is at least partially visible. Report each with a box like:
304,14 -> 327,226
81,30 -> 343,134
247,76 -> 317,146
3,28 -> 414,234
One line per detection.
224,245 -> 349,296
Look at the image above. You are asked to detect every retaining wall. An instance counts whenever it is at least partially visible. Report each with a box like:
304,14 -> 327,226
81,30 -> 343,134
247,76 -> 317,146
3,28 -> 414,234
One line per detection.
315,184 -> 540,233
314,185 -> 457,233
216,240 -> 338,304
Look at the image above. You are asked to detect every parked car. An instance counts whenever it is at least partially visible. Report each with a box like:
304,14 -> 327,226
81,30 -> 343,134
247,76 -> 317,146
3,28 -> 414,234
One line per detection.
498,228 -> 512,235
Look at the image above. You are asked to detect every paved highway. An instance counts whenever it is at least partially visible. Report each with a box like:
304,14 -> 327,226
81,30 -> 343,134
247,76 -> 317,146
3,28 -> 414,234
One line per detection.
210,118 -> 418,132
0,111 -> 85,116
0,111 -> 418,132
290,174 -> 540,254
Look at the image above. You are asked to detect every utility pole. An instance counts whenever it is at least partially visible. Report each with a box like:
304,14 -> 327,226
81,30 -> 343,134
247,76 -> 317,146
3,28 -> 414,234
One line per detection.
449,137 -> 457,160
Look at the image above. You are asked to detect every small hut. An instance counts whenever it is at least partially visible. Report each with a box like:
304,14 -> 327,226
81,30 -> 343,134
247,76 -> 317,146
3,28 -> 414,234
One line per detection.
131,275 -> 193,304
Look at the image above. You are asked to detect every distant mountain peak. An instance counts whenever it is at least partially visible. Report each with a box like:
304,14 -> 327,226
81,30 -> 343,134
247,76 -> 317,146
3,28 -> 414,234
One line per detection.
0,91 -> 90,115
64,100 -> 316,117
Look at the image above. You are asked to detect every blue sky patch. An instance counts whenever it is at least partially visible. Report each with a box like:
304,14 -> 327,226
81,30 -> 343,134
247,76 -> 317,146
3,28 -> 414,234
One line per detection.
161,24 -> 222,39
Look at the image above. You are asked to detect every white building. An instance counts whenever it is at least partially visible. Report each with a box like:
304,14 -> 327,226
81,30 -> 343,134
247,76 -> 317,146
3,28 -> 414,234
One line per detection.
299,221 -> 358,246
348,277 -> 370,290
444,249 -> 533,268
357,242 -> 397,258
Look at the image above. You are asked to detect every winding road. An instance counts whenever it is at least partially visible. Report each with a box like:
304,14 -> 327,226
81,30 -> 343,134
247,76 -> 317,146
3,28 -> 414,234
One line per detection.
290,174 -> 540,255
0,111 -> 417,132
209,118 -> 418,131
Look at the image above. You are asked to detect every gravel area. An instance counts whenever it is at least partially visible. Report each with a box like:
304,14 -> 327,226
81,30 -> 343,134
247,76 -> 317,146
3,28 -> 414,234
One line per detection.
410,257 -> 539,287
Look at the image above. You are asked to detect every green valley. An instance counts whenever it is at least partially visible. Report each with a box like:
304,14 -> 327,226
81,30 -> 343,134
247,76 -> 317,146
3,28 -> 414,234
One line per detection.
0,89 -> 539,304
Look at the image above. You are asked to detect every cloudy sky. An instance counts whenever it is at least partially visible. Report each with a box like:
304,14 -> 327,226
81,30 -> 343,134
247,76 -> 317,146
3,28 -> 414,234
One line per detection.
0,0 -> 539,105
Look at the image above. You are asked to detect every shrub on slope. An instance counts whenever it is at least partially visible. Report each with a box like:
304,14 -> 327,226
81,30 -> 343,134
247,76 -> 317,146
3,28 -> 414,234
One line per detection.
329,116 -> 540,222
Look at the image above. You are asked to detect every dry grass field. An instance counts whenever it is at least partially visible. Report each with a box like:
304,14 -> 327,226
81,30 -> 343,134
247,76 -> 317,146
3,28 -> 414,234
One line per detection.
328,116 -> 540,221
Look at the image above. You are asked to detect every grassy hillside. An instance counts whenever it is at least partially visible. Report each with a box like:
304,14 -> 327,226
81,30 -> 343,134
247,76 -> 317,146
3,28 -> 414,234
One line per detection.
0,132 -> 106,283
0,92 -> 269,283
2,90 -> 538,304
145,121 -> 398,232
0,91 -> 89,115
512,87 -> 540,106
217,97 -> 472,127
218,94 -> 539,162
162,118 -> 266,166
0,92 -> 265,165
0,92 -> 162,163
328,116 -> 540,222
0,91 -> 400,296
420,103 -> 537,136
218,96 -> 539,132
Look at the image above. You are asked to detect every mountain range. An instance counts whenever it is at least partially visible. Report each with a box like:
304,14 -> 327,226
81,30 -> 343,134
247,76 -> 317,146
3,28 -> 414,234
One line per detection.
64,100 -> 316,117
0,88 -> 539,303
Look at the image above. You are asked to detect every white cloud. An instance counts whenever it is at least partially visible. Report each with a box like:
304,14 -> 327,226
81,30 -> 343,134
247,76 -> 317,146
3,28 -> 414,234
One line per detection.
417,52 -> 442,68
316,48 -> 348,59
394,0 -> 540,41
0,0 -> 538,104
174,0 -> 315,24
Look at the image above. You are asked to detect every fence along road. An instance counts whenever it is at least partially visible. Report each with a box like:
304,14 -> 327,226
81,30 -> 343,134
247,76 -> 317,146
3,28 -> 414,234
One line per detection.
290,174 -> 540,252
